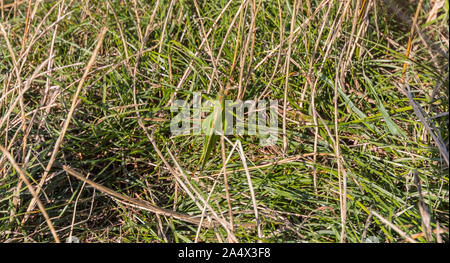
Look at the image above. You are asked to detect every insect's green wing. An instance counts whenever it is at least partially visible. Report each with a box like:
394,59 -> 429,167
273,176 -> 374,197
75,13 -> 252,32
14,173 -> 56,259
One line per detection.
198,99 -> 222,171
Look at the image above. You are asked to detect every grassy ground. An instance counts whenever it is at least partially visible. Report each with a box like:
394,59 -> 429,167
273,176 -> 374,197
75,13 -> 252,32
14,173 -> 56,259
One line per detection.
0,0 -> 448,243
